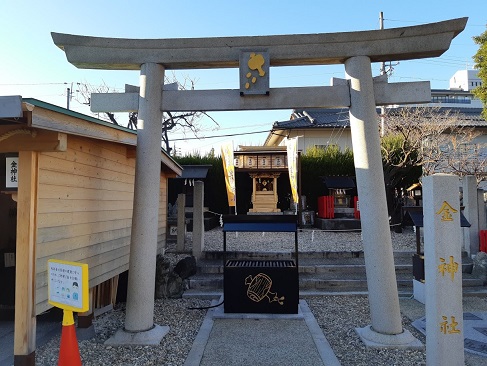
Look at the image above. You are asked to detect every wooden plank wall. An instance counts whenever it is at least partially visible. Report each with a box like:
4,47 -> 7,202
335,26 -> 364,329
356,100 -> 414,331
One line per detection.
34,135 -> 168,314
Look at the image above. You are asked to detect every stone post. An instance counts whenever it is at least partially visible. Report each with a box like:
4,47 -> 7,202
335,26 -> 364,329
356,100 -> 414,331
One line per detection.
424,174 -> 464,365
124,63 -> 165,333
192,181 -> 205,260
463,175 -> 479,257
176,193 -> 186,252
345,56 -> 420,348
478,189 -> 486,232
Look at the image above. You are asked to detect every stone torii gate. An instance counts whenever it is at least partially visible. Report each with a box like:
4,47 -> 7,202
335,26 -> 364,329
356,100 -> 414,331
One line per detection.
48,17 -> 466,349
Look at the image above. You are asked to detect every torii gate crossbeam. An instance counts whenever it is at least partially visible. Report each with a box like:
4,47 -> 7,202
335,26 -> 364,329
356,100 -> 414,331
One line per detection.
52,18 -> 466,70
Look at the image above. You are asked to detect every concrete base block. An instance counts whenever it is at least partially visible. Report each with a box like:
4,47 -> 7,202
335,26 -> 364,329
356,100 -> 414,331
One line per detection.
104,324 -> 170,346
355,325 -> 423,349
413,279 -> 425,304
77,324 -> 96,341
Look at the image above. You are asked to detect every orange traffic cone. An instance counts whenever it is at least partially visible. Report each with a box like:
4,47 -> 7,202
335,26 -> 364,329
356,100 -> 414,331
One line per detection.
58,310 -> 82,366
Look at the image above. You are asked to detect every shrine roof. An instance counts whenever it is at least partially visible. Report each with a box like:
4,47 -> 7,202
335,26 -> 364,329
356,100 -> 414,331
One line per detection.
271,107 -> 486,131
321,176 -> 356,189
404,206 -> 471,228
177,165 -> 212,179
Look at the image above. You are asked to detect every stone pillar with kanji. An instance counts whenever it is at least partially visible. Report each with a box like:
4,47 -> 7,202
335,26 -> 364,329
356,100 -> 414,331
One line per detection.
423,173 -> 464,365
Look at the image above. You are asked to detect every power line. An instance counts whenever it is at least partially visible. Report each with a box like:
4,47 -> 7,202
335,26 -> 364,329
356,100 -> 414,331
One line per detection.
171,129 -> 272,142
170,122 -> 272,137
0,82 -> 67,86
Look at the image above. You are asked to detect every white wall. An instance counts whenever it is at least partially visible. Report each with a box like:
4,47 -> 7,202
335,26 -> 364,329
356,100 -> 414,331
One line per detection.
449,69 -> 482,91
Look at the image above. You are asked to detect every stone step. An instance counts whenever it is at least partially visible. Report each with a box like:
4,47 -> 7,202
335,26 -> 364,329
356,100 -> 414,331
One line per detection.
188,250 -> 480,295
203,250 -> 472,261
187,273 -> 483,291
196,259 -> 473,275
196,262 -> 414,275
183,287 -> 487,299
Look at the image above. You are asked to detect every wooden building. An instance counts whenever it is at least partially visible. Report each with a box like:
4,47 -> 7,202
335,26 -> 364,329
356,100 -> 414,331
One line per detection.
0,96 -> 182,359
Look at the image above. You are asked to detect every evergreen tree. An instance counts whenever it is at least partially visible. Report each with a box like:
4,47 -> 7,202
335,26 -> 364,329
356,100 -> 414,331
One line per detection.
473,26 -> 487,120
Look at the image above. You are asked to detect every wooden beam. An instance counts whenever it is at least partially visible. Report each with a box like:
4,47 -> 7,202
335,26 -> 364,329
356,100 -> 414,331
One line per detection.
14,151 -> 38,365
126,146 -> 136,159
77,288 -> 94,329
0,128 -> 67,152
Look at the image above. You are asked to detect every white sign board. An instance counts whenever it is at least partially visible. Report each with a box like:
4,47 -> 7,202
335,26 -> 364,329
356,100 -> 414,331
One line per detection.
5,156 -> 18,189
4,253 -> 15,268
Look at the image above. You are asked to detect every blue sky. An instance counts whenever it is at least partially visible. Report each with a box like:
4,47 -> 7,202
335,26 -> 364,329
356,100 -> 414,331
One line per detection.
1,0 -> 485,155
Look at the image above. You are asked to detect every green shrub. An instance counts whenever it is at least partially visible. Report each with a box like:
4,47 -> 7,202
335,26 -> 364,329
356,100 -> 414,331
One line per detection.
300,146 -> 355,210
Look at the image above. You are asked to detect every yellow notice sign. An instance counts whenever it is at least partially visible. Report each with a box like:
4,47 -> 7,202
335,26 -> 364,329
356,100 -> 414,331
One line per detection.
48,259 -> 89,312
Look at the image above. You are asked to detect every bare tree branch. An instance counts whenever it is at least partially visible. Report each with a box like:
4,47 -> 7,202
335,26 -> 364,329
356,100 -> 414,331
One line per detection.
77,73 -> 219,156
381,106 -> 487,186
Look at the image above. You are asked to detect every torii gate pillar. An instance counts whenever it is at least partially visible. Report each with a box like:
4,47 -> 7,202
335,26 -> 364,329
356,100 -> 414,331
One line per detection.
346,56 -> 420,347
125,63 -> 164,332
106,63 -> 170,345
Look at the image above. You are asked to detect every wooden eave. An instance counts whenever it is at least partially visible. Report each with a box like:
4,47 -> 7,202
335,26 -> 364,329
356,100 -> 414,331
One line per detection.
27,101 -> 138,147
161,154 -> 183,177
264,129 -> 287,146
0,124 -> 67,153
237,146 -> 288,153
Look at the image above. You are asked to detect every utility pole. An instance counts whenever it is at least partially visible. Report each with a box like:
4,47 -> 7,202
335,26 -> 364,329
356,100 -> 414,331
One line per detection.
66,82 -> 73,110
379,11 -> 386,137
379,12 -> 385,75
66,87 -> 71,110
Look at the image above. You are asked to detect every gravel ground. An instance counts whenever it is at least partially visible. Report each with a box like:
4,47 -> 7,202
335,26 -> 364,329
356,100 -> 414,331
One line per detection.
306,295 -> 427,366
35,298 -> 210,366
175,225 -> 418,253
34,227 -> 486,365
